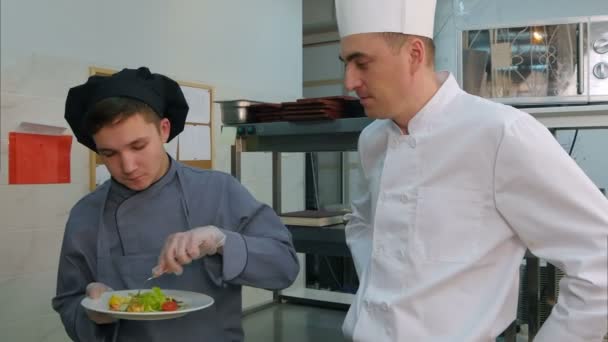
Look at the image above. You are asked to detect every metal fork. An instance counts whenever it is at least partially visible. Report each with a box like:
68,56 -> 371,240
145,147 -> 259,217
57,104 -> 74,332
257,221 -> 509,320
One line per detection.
141,269 -> 164,290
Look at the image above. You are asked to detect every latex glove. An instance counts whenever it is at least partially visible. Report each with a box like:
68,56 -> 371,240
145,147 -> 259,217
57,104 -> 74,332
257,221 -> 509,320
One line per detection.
154,225 -> 227,277
85,282 -> 116,324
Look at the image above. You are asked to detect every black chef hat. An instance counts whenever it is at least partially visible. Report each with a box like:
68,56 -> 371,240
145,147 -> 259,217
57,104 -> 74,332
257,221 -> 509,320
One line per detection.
65,67 -> 189,151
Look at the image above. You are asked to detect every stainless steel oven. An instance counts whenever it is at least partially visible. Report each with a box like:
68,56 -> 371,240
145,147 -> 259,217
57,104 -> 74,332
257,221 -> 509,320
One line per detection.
459,16 -> 608,105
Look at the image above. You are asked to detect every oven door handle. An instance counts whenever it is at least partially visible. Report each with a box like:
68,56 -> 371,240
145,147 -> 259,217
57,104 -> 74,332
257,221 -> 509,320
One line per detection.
577,22 -> 586,95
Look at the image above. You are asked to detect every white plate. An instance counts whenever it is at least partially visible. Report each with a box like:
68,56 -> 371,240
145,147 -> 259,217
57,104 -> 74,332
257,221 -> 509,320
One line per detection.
81,289 -> 214,321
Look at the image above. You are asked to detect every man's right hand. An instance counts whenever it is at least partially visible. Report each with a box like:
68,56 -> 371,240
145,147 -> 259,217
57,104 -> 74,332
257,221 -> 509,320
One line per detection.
85,282 -> 116,325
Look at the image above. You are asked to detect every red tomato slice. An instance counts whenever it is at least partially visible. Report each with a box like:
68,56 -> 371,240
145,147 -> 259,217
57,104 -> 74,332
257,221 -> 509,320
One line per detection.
161,300 -> 179,311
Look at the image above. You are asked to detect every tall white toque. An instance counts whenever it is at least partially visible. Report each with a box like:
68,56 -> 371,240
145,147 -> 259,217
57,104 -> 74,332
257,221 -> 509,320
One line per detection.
335,0 -> 437,39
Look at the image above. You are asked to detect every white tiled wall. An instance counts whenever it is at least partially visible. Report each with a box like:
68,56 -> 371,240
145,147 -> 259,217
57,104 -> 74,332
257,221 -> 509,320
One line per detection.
0,56 -> 96,341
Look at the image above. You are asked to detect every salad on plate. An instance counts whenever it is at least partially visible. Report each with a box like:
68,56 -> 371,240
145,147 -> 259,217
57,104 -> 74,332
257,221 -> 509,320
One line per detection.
108,287 -> 184,312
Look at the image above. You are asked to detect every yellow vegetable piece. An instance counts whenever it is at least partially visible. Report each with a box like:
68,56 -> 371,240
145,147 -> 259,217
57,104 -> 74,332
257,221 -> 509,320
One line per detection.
127,303 -> 144,312
108,294 -> 128,311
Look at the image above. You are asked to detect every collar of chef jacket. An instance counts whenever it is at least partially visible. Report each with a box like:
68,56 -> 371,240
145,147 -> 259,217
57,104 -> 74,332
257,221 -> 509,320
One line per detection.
387,71 -> 462,138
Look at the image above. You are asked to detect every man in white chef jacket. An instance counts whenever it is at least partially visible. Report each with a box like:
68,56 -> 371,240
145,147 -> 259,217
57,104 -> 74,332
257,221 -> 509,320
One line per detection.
336,1 -> 608,341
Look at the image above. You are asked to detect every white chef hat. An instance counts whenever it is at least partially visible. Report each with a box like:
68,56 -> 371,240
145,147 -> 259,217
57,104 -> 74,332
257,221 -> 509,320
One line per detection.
335,0 -> 437,39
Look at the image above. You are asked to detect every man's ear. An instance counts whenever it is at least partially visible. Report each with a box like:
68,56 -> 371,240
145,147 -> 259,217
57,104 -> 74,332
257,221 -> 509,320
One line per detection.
159,118 -> 171,143
407,37 -> 426,72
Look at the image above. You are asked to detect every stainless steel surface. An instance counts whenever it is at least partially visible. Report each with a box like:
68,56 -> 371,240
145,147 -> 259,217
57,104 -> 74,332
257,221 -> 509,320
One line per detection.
224,117 -> 372,152
483,96 -> 586,106
461,16 -> 608,105
216,99 -> 262,124
589,19 -> 608,99
215,99 -> 261,107
238,117 -> 372,137
577,23 -> 586,95
221,106 -> 250,124
462,22 -> 582,103
593,62 -> 608,79
272,152 -> 282,214
593,38 -> 608,54
230,138 -> 243,181
271,152 -> 282,303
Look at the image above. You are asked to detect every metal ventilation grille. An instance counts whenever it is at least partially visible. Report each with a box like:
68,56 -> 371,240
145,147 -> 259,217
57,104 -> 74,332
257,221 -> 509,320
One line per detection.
516,263 -> 529,324
516,263 -> 565,326
539,266 -> 565,325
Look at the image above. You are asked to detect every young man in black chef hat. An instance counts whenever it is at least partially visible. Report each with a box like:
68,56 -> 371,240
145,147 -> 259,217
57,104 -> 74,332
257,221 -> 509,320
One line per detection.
52,67 -> 299,342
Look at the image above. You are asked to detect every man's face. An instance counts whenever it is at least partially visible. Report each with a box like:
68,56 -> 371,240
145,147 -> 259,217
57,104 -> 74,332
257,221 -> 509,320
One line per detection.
93,113 -> 170,191
340,33 -> 414,119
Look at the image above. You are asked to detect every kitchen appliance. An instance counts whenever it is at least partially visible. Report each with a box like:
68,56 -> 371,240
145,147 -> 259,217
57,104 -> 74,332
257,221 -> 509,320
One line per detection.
459,16 -> 608,105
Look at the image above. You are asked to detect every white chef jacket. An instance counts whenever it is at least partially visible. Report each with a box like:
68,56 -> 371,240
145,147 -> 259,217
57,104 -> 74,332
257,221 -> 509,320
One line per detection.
343,71 -> 608,342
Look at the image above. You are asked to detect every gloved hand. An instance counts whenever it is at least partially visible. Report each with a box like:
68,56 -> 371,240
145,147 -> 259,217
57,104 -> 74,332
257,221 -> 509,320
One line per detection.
85,282 -> 116,324
154,225 -> 227,276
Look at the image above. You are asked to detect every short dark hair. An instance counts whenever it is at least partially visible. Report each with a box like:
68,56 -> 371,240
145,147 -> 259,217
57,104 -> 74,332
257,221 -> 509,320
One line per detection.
85,97 -> 161,136
381,32 -> 435,66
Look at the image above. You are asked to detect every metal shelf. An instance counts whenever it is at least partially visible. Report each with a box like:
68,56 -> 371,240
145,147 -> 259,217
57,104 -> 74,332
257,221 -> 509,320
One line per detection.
287,225 -> 350,257
523,103 -> 608,117
280,287 -> 354,306
225,104 -> 608,152
226,117 -> 373,152
225,119 -> 365,308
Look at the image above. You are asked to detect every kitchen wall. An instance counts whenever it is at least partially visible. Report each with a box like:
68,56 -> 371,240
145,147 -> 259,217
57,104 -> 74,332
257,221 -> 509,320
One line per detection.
0,1 -> 303,341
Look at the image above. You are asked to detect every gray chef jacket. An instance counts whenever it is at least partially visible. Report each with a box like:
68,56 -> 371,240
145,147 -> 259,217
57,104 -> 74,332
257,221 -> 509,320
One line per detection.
52,158 -> 299,341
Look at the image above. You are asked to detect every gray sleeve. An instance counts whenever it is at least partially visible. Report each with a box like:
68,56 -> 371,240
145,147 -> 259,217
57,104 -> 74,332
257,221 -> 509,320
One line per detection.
204,174 -> 300,290
51,216 -> 115,342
